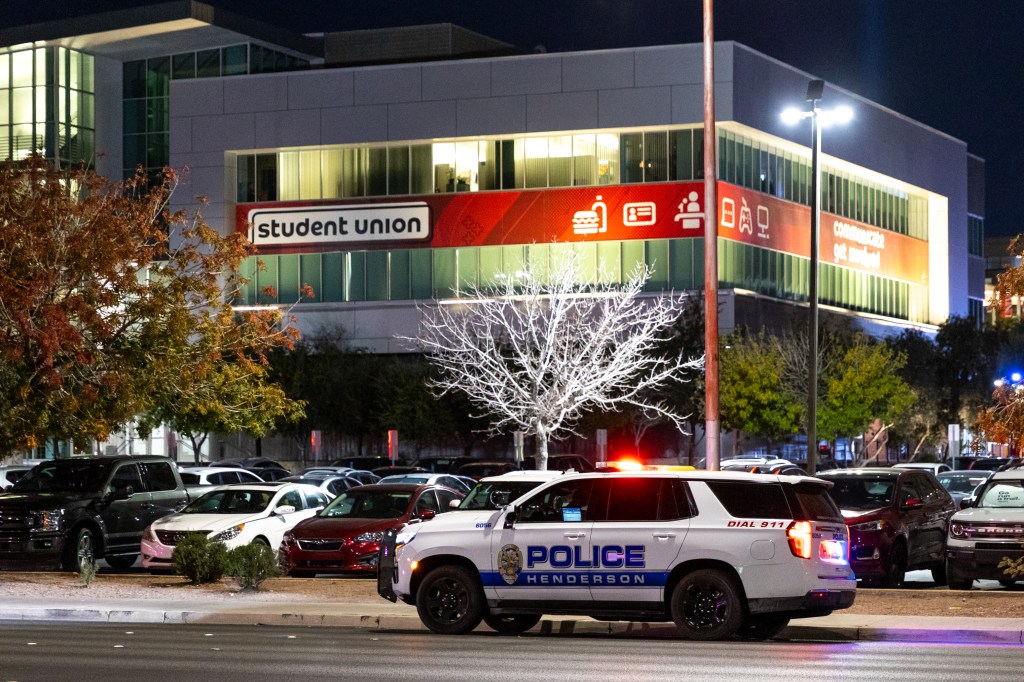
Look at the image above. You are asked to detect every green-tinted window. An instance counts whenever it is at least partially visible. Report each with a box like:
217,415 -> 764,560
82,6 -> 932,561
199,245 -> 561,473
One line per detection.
257,256 -> 278,304
346,252 -> 366,301
388,147 -> 410,195
123,60 -> 146,98
367,146 -> 387,196
620,132 -> 643,184
478,246 -> 503,286
410,144 -> 433,194
457,248 -> 477,292
622,240 -> 645,282
123,99 -> 145,135
300,254 -> 322,301
597,241 -> 621,284
389,250 -> 411,299
645,240 -> 669,290
322,252 -> 344,302
670,129 -> 693,181
237,256 -> 258,304
197,49 -> 220,78
669,239 -> 694,289
433,248 -> 457,298
410,249 -> 432,298
366,250 -> 388,300
223,45 -> 248,76
237,155 -> 255,202
644,132 -> 667,182
146,57 -> 169,98
279,254 -> 300,302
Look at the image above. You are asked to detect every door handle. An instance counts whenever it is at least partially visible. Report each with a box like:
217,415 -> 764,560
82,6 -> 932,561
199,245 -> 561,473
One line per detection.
564,532 -> 586,540
653,533 -> 676,539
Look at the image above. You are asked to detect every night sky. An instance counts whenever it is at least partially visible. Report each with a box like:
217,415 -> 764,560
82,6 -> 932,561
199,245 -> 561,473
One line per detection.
4,1 -> 1021,238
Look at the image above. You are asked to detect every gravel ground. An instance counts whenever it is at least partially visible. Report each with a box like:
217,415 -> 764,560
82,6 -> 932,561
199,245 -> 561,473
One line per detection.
2,572 -> 1024,618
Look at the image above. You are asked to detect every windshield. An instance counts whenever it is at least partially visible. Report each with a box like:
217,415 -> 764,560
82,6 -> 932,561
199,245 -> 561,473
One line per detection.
12,460 -> 114,493
183,489 -> 274,514
937,474 -> 989,494
976,480 -> 1024,508
321,489 -> 412,519
827,477 -> 895,510
460,481 -> 544,510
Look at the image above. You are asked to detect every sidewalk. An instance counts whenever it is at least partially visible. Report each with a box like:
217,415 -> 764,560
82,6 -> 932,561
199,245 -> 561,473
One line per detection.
2,589 -> 1023,644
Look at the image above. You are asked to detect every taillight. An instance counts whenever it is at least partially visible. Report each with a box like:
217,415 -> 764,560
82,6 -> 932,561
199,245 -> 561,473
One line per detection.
787,520 -> 813,559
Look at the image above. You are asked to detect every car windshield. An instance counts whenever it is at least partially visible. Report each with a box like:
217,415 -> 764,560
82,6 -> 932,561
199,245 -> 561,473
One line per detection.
937,474 -> 989,494
12,460 -> 114,493
320,489 -> 412,519
459,481 -> 545,510
183,489 -> 275,514
827,477 -> 895,510
975,480 -> 1024,508
380,476 -> 428,485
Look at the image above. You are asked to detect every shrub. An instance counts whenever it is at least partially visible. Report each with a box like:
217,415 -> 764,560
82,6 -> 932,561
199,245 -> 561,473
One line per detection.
172,533 -> 228,584
78,559 -> 97,588
226,542 -> 283,591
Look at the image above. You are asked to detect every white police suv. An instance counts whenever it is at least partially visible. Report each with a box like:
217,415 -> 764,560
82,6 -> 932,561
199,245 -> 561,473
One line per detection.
378,470 -> 855,640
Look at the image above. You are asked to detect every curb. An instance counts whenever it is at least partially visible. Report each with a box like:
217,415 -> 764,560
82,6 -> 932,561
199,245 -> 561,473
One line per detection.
2,606 -> 1022,644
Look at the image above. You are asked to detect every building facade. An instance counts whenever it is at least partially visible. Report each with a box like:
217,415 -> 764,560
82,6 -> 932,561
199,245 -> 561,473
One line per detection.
2,2 -> 986,460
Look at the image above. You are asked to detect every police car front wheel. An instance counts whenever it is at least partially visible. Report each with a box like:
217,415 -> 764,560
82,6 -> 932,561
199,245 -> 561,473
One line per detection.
416,565 -> 486,634
670,569 -> 744,640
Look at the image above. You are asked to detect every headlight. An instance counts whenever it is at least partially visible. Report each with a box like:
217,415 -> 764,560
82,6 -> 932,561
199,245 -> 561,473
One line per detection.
950,522 -> 968,538
212,524 -> 245,542
851,519 -> 886,532
354,531 -> 384,543
395,528 -> 417,550
31,510 -> 63,532
281,531 -> 296,547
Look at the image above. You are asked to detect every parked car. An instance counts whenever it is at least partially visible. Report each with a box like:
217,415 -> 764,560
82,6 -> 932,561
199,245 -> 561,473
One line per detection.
455,470 -> 567,510
329,457 -> 394,471
0,464 -> 32,490
721,457 -> 806,476
0,456 -> 190,571
968,457 -> 1021,471
410,456 -> 476,474
892,462 -> 953,475
818,468 -> 956,587
946,468 -> 1024,589
935,470 -> 993,509
456,461 -> 521,480
179,466 -> 265,486
280,483 -> 464,576
217,457 -> 292,481
279,474 -> 360,497
377,472 -> 474,494
372,465 -> 429,477
141,482 -> 332,571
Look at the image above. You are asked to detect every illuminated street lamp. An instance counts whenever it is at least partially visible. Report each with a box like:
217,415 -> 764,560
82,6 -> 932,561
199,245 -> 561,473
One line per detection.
781,79 -> 853,475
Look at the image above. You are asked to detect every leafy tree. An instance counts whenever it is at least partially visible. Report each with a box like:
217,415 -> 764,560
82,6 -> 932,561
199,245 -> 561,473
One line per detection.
886,329 -> 945,458
0,156 -> 302,453
719,328 -> 802,444
409,248 -> 703,469
819,340 -> 915,445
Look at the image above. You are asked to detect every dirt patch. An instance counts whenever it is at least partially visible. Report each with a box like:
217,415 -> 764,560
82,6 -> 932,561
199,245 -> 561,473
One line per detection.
2,572 -> 1023,618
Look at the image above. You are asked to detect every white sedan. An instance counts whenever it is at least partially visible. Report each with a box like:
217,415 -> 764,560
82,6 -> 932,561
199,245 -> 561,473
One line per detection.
141,482 -> 332,570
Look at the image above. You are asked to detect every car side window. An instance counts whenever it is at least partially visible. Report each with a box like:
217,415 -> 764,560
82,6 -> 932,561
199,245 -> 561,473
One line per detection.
518,480 -> 594,523
900,478 -> 925,505
143,461 -> 178,492
304,490 -> 329,508
435,488 -> 461,512
239,471 -> 262,483
109,463 -> 145,495
603,478 -> 663,522
279,489 -> 303,510
415,490 -> 440,515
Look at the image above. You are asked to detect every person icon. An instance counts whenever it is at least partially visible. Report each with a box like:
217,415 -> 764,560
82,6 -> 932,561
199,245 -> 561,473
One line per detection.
674,191 -> 703,229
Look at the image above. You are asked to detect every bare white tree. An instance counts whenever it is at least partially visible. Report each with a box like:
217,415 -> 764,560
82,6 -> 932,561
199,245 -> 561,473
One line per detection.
408,247 -> 704,470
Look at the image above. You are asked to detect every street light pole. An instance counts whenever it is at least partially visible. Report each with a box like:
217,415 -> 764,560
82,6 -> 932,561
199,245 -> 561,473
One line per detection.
806,79 -> 823,476
782,80 -> 851,475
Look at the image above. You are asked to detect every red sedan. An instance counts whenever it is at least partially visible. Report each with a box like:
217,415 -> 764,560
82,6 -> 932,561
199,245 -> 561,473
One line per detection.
280,483 -> 463,576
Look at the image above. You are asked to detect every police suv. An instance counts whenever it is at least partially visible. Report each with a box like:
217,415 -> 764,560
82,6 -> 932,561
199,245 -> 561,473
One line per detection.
378,470 -> 855,640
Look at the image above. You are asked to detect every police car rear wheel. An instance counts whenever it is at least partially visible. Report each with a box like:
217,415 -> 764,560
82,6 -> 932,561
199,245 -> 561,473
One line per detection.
416,565 -> 485,634
483,613 -> 542,634
670,569 -> 743,640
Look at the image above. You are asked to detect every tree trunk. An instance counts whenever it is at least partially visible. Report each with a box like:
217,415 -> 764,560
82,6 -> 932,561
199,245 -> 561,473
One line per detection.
535,426 -> 549,470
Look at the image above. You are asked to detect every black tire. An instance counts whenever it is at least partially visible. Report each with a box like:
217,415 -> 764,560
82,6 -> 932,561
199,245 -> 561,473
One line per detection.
998,579 -> 1016,588
947,561 -> 973,591
288,570 -> 317,578
670,568 -> 744,640
62,527 -> 96,573
252,537 -> 271,548
416,565 -> 485,635
483,613 -> 542,634
930,563 -> 947,586
879,541 -> 907,588
104,554 -> 138,570
739,615 -> 791,641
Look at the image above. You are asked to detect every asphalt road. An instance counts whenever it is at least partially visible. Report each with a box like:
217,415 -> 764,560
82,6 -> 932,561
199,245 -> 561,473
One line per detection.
1,622 -> 1023,682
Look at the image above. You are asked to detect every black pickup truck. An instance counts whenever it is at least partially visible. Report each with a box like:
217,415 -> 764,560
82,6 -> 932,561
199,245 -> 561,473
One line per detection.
0,456 -> 190,571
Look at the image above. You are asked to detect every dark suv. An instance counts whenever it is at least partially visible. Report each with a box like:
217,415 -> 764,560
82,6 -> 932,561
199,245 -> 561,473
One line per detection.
0,456 -> 189,571
818,468 -> 956,587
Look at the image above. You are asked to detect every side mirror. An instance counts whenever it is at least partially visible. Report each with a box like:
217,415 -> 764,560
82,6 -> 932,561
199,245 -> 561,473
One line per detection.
960,497 -> 974,510
448,499 -> 461,509
419,509 -> 437,521
273,505 -> 296,515
903,497 -> 923,509
504,507 -> 518,529
108,485 -> 133,501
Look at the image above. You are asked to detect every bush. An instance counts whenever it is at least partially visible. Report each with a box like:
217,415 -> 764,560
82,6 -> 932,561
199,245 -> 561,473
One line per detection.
172,533 -> 228,584
226,542 -> 283,591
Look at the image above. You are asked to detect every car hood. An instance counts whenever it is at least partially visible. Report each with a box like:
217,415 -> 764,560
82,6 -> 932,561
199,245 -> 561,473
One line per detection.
840,507 -> 889,522
952,507 -> 1024,523
0,490 -> 102,511
291,515 -> 406,538
418,509 -> 501,533
151,512 -> 265,533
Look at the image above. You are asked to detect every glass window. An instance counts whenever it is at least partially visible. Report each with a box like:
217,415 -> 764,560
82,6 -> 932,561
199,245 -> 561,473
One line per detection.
196,49 -> 220,78
602,478 -> 663,521
432,248 -> 457,298
255,153 -> 278,201
524,137 -> 547,188
389,250 -> 410,299
669,129 -> 693,181
278,151 -> 299,200
343,147 -> 366,197
620,132 -> 643,183
457,248 -> 477,292
298,150 -> 321,199
573,134 -> 596,186
279,254 -> 300,301
643,131 -> 667,182
366,250 -> 388,300
477,140 -> 499,191
142,461 -> 178,492
237,155 -> 255,202
548,135 -> 572,187
322,149 -> 343,199
257,256 -> 278,304
432,141 -> 455,193
454,140 -> 478,191
645,240 -> 668,290
517,479 -> 595,523
223,45 -> 248,76
146,57 -> 169,98
322,252 -> 344,302
172,53 -> 196,80
706,481 -> 792,518
367,146 -> 387,196
478,246 -> 503,286
346,251 -> 366,301
410,249 -> 432,298
596,133 -> 618,185
300,254 -> 322,301
388,146 -> 410,195
410,144 -> 433,194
